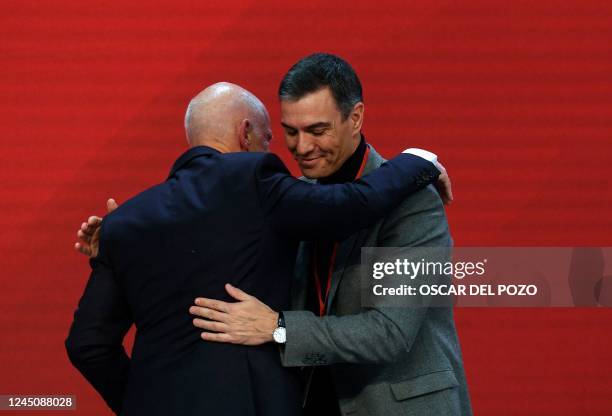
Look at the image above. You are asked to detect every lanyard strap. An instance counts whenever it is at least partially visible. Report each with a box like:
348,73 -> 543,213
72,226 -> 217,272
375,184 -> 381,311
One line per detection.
356,146 -> 371,179
313,243 -> 338,316
312,145 -> 371,316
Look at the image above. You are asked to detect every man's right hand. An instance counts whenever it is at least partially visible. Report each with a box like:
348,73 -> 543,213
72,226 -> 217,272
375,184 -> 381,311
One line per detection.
74,198 -> 119,258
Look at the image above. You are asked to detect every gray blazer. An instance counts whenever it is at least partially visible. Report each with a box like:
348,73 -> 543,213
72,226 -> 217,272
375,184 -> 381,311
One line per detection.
281,145 -> 472,416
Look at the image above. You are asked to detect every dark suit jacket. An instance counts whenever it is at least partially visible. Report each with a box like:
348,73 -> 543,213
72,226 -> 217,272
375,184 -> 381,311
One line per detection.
65,145 -> 439,416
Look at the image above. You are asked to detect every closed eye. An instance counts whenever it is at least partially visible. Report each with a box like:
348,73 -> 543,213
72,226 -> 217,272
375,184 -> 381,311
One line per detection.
309,129 -> 327,136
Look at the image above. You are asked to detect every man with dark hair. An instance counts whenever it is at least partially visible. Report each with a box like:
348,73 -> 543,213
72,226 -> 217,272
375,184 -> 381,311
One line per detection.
279,52 -> 363,121
189,53 -> 473,415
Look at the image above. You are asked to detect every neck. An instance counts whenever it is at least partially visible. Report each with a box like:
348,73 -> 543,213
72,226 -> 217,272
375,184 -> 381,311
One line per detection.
189,138 -> 234,153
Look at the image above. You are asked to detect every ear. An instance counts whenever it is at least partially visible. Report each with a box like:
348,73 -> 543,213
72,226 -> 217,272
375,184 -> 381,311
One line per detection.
350,102 -> 364,135
239,119 -> 252,151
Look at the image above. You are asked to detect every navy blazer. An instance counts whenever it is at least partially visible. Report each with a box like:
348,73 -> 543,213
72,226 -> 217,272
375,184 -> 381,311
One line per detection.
65,146 -> 439,416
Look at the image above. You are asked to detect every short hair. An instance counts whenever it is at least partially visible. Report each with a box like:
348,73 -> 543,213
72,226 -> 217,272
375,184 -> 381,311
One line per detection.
278,53 -> 363,120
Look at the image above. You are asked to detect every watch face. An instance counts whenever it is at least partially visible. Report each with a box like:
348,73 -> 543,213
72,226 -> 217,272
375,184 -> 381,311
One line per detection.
273,327 -> 286,344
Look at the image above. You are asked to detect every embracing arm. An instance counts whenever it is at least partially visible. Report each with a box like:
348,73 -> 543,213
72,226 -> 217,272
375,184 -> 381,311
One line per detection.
73,153 -> 449,257
256,151 -> 441,241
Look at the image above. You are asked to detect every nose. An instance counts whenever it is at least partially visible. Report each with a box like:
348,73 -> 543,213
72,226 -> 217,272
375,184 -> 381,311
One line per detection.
295,132 -> 315,156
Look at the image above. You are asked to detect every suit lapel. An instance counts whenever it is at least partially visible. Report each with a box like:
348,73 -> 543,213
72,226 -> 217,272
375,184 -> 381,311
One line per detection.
326,232 -> 362,312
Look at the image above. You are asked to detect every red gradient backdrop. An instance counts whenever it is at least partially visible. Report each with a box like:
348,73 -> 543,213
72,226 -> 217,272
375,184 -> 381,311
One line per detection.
1,1 -> 612,414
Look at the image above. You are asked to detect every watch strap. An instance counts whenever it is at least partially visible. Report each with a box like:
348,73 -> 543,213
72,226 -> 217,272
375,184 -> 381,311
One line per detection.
277,311 -> 285,328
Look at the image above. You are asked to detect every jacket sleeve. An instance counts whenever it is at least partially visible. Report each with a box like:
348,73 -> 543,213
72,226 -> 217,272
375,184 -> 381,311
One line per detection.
280,185 -> 452,366
65,220 -> 132,415
255,152 -> 440,241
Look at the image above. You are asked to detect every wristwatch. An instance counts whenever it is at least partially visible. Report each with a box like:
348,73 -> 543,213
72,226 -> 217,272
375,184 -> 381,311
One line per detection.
272,311 -> 286,344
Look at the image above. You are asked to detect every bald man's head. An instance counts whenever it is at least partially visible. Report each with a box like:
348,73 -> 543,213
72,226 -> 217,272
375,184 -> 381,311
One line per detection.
184,82 -> 272,153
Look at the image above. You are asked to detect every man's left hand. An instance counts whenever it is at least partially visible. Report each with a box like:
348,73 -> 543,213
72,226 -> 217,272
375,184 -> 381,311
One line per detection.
190,284 -> 279,346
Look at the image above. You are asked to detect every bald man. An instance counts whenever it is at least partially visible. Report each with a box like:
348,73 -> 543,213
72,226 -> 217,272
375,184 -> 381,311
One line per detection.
184,82 -> 272,152
66,82 -> 446,416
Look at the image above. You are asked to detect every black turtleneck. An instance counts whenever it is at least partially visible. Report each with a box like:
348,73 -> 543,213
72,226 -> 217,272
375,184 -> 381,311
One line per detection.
319,135 -> 367,185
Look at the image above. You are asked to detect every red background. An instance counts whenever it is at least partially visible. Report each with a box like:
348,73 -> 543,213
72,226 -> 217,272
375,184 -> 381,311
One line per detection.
1,1 -> 612,414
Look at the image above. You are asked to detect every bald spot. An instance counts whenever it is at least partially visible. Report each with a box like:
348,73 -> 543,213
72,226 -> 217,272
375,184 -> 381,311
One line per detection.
184,82 -> 268,151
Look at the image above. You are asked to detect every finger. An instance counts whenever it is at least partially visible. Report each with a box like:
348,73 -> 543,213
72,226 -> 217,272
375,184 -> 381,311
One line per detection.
443,191 -> 452,205
77,229 -> 92,244
87,216 -> 102,225
193,319 -> 230,333
194,298 -> 231,313
84,217 -> 102,235
225,283 -> 251,302
445,180 -> 453,205
75,242 -> 92,256
437,178 -> 448,205
82,227 -> 94,237
86,216 -> 102,229
435,164 -> 452,205
201,332 -> 235,344
440,168 -> 453,204
189,306 -> 228,323
107,198 -> 118,213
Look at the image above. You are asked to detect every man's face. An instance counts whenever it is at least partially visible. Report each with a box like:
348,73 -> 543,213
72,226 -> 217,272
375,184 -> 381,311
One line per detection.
280,87 -> 359,179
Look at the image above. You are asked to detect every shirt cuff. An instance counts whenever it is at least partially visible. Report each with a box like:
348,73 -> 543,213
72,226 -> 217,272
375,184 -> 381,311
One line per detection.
402,148 -> 438,166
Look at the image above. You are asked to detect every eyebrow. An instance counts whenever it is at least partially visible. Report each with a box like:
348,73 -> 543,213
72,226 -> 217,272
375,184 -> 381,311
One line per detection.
305,122 -> 332,130
280,122 -> 332,131
280,122 -> 296,130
